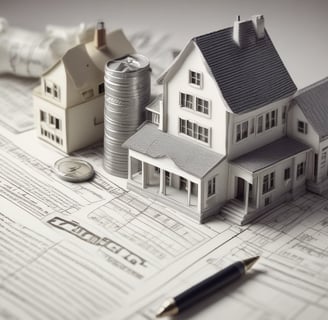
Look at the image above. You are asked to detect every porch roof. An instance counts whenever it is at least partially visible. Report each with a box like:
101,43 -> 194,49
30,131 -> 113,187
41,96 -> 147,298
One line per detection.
231,137 -> 311,173
123,123 -> 225,178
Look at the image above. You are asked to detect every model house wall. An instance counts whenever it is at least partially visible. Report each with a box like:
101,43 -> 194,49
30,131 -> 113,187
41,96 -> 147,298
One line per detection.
228,98 -> 290,159
164,42 -> 228,155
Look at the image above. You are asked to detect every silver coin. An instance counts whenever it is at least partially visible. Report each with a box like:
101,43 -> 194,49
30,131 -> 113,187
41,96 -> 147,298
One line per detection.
54,157 -> 95,182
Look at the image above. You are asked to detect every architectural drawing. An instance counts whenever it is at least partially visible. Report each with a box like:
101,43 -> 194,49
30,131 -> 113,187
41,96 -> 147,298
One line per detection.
33,22 -> 135,153
120,192 -> 328,320
124,14 -> 312,225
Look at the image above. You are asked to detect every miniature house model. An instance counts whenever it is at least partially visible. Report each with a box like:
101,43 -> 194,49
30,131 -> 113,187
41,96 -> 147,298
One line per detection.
33,22 -> 135,153
124,15 -> 319,225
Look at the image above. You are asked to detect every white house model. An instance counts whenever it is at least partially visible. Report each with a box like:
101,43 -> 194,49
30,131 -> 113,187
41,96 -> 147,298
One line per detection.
123,15 -> 320,225
33,22 -> 135,153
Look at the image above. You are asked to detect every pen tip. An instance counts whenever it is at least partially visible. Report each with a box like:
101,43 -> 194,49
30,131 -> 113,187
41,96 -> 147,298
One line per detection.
243,256 -> 260,271
156,299 -> 178,318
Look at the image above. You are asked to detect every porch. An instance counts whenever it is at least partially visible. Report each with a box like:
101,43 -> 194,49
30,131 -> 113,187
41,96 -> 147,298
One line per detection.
130,159 -> 199,211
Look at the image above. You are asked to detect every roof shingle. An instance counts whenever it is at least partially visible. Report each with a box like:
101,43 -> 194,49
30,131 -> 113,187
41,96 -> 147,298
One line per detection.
193,21 -> 297,114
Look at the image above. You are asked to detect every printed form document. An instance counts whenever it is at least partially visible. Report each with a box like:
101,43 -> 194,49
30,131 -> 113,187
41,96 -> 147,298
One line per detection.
0,31 -> 328,320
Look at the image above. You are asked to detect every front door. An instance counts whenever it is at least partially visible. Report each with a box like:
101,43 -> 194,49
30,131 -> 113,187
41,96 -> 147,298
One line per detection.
236,177 -> 245,201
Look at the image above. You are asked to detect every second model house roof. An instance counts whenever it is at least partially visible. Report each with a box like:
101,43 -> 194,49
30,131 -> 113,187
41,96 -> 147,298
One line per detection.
159,16 -> 297,114
294,77 -> 328,140
231,137 -> 310,173
123,123 -> 225,178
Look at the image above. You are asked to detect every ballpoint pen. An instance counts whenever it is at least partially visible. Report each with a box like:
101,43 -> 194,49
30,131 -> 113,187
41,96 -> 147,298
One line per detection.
156,256 -> 259,317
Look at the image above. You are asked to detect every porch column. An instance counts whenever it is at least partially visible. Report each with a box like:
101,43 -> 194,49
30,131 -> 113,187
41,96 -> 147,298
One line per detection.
141,161 -> 146,189
244,182 -> 249,214
187,180 -> 191,206
160,169 -> 166,195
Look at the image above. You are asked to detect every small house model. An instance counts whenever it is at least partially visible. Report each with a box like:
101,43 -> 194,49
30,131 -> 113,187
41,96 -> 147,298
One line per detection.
124,15 -> 318,225
33,22 -> 135,153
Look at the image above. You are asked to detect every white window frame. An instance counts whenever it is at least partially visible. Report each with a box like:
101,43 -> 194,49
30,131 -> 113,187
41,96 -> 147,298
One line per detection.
297,120 -> 308,134
179,92 -> 211,117
188,70 -> 202,88
257,115 -> 264,134
284,167 -> 291,181
235,120 -> 248,142
207,176 -> 216,198
179,118 -> 210,145
195,97 -> 209,115
262,171 -> 275,194
297,162 -> 306,178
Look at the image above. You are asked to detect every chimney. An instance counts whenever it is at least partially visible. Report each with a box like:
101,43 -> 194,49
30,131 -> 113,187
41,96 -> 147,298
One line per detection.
94,21 -> 106,49
252,14 -> 265,39
233,15 -> 249,48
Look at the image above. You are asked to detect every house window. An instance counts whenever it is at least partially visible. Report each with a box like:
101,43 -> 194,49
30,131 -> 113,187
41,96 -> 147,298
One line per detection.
197,125 -> 209,143
284,168 -> 290,180
263,110 -> 278,131
179,118 -> 209,144
49,115 -> 55,125
55,118 -> 61,130
44,80 -> 60,100
262,172 -> 275,194
53,84 -> 59,99
282,106 -> 287,124
257,115 -> 263,133
98,83 -> 105,94
297,162 -> 305,178
236,121 -> 248,142
180,93 -> 193,109
40,110 -> 46,122
189,70 -> 202,87
82,89 -> 94,99
196,98 -> 209,115
271,110 -> 277,127
298,121 -> 308,134
250,119 -> 255,134
208,177 -> 216,197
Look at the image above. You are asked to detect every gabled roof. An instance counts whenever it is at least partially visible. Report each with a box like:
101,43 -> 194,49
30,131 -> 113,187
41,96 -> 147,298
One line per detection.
231,137 -> 310,173
159,20 -> 297,114
44,29 -> 135,88
123,123 -> 225,178
293,77 -> 328,140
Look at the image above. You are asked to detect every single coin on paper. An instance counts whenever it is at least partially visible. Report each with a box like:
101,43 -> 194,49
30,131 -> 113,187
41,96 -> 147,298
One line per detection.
54,157 -> 95,182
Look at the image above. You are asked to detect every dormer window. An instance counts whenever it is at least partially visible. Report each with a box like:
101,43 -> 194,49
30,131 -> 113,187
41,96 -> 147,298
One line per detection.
189,70 -> 202,87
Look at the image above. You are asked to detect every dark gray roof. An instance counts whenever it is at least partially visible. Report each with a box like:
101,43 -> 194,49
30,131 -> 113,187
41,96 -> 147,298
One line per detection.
231,137 -> 310,173
123,123 -> 225,178
193,22 -> 297,114
294,77 -> 328,140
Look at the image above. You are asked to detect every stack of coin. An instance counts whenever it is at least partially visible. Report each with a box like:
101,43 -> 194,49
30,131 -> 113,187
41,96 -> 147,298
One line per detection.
104,54 -> 150,178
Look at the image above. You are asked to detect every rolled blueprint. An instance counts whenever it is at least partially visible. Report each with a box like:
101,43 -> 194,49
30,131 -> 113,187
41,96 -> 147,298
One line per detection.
0,18 -> 94,78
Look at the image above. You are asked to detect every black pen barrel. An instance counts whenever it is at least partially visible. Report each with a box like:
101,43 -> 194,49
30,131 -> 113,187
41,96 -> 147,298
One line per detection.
175,261 -> 245,312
